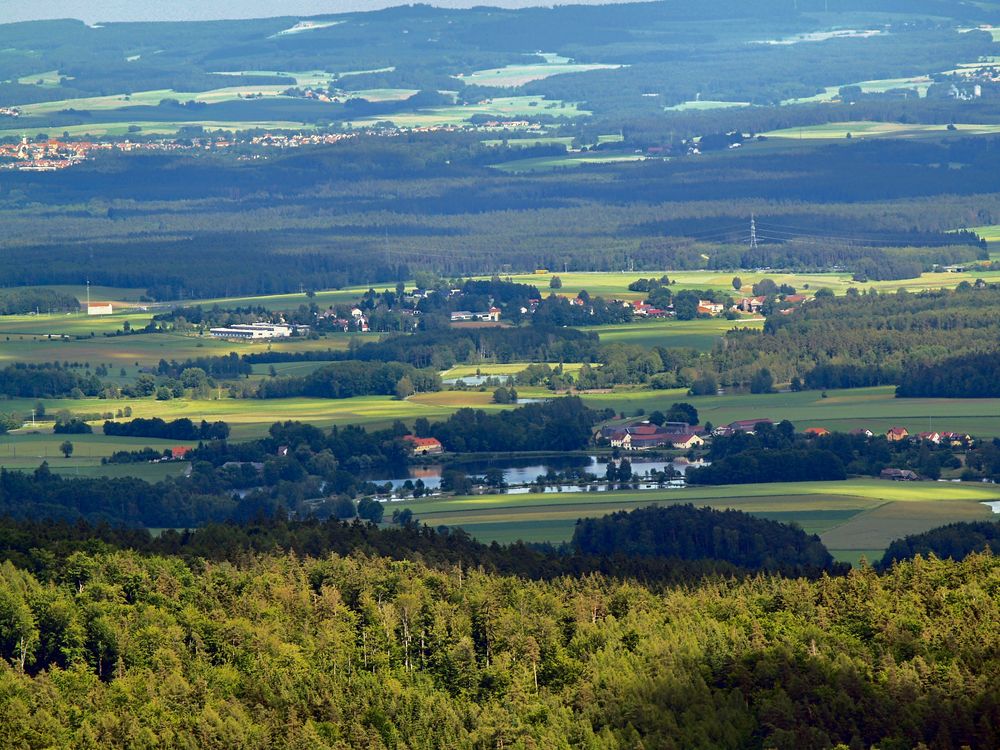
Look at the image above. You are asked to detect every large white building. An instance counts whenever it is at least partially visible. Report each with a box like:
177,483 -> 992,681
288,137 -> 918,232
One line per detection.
209,323 -> 303,340
86,303 -> 113,315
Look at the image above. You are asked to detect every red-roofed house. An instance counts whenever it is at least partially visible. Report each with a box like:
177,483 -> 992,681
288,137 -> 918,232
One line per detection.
804,427 -> 830,437
671,433 -> 705,450
886,427 -> 909,443
609,423 -> 672,451
403,435 -> 444,455
171,446 -> 191,459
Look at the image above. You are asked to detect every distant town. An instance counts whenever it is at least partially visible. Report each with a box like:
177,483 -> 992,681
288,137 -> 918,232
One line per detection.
0,120 -> 541,172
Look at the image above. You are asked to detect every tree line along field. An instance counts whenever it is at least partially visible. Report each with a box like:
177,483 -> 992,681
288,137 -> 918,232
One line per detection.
386,479 -> 1000,563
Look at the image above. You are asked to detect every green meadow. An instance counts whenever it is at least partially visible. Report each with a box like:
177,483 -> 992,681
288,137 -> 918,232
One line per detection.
761,121 -> 1000,140
0,330 -> 361,367
345,96 -> 588,129
492,269 -> 1000,300
0,121 -> 318,139
491,152 -> 647,173
16,86 -> 294,116
440,362 -> 586,379
0,388 -> 527,443
780,76 -> 933,106
665,100 -> 751,111
583,318 -> 764,351
390,478 -> 999,561
455,57 -> 620,88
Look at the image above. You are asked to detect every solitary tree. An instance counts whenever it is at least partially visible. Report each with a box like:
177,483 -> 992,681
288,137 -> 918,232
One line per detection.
750,368 -> 775,394
732,276 -> 743,291
549,275 -> 562,289
395,376 -> 415,400
60,440 -> 74,458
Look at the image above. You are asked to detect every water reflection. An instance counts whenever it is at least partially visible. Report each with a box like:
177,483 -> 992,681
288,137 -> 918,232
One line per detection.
369,454 -> 706,491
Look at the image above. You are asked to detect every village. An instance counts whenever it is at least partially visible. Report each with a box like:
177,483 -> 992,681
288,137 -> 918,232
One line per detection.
0,118 -> 542,172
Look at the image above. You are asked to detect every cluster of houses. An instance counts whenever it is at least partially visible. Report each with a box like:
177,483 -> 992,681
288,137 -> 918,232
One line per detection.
624,298 -> 725,318
600,421 -> 707,451
322,307 -> 373,333
618,294 -> 807,320
881,427 -> 974,447
734,294 -> 807,314
600,417 -> 804,451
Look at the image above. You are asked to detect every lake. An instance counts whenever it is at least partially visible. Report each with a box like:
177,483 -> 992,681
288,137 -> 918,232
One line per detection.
370,454 -> 706,491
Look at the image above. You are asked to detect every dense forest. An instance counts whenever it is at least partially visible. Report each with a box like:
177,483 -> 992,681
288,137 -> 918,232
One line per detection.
254,361 -> 441,400
1,134 -> 997,296
572,504 -> 834,572
102,417 -> 230,441
896,351 -> 1000,398
710,285 -> 1000,388
879,519 -> 1000,568
0,539 -> 995,749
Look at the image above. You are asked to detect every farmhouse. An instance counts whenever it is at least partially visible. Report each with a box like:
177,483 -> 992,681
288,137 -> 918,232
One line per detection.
607,422 -> 704,451
940,431 -> 974,447
804,427 -> 830,437
850,428 -> 874,438
881,468 -> 919,481
86,303 -> 113,315
671,433 -> 705,450
886,427 -> 909,442
697,300 -> 724,315
916,431 -> 942,445
718,418 -> 774,436
403,435 -> 444,455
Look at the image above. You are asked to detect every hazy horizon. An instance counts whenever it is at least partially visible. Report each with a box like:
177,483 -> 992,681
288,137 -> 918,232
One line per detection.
2,0 -> 635,25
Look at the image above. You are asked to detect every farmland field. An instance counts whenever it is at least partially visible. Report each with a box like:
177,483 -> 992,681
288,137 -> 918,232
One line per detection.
0,329 -> 363,367
761,121 -> 1000,140
665,100 -> 751,111
213,70 -> 337,87
0,388 -> 530,444
0,120 -> 319,139
491,268 -> 1000,299
780,75 -> 933,106
583,318 -> 764,351
389,478 -> 999,561
345,96 -> 588,128
491,152 -> 648,173
440,362 -> 586,380
16,87 -> 295,115
455,55 -> 621,87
